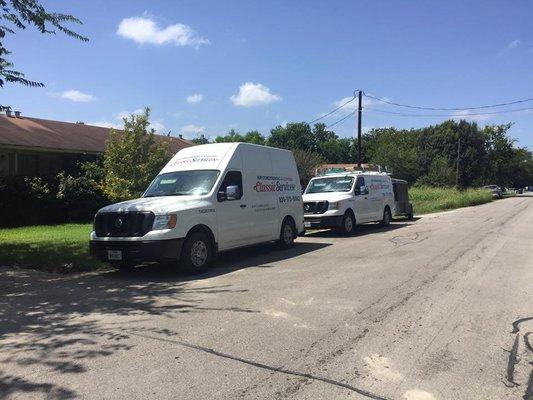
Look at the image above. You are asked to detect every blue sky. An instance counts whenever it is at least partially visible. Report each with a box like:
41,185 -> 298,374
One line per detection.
2,0 -> 532,148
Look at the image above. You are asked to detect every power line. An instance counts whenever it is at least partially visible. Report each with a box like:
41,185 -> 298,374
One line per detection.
309,95 -> 356,124
363,92 -> 533,111
326,111 -> 355,128
364,106 -> 533,118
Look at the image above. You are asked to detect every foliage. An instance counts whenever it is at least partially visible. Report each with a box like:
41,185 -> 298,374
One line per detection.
0,223 -> 99,269
410,186 -> 493,215
102,108 -> 172,202
292,149 -> 324,186
0,0 -> 88,110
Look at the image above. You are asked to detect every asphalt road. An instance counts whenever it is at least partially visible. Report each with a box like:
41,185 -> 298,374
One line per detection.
1,194 -> 532,400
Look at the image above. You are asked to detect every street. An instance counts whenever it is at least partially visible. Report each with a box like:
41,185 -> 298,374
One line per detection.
1,195 -> 532,400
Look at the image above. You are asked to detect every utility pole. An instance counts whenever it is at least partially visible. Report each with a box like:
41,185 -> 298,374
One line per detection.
456,136 -> 461,187
357,90 -> 362,167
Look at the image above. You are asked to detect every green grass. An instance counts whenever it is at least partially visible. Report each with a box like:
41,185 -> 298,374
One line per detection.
0,223 -> 100,270
410,186 -> 494,215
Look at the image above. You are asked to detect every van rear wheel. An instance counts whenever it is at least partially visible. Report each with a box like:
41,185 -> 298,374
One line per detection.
380,206 -> 392,226
180,232 -> 213,274
278,219 -> 296,249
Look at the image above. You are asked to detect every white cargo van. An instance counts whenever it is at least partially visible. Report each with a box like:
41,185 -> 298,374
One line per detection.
302,171 -> 395,234
90,143 -> 305,273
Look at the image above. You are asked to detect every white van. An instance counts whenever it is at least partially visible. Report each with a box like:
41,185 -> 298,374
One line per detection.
302,171 -> 395,234
90,143 -> 304,273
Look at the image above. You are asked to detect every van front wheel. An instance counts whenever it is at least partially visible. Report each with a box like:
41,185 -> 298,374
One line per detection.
338,211 -> 356,235
180,232 -> 213,274
278,219 -> 296,249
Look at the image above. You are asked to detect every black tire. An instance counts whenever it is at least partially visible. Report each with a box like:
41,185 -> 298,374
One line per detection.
407,204 -> 414,220
338,210 -> 356,235
180,231 -> 213,274
380,206 -> 392,226
278,218 -> 296,249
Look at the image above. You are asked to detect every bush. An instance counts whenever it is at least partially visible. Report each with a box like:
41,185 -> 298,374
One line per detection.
0,162 -> 110,228
410,186 -> 493,215
0,176 -> 64,227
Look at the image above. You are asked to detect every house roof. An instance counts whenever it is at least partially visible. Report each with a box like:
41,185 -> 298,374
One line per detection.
0,115 -> 194,154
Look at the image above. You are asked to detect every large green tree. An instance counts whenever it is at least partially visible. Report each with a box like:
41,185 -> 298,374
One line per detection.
102,108 -> 172,202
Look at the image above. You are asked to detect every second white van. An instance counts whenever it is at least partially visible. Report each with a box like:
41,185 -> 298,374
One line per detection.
302,171 -> 395,234
90,143 -> 305,273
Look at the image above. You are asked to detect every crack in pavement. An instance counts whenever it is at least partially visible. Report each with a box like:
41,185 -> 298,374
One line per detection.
126,331 -> 393,400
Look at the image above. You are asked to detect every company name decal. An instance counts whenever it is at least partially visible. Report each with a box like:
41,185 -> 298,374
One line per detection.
253,175 -> 296,192
369,178 -> 390,191
169,155 -> 219,167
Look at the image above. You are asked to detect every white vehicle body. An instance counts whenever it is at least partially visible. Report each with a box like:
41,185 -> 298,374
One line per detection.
90,143 -> 304,269
302,171 -> 395,232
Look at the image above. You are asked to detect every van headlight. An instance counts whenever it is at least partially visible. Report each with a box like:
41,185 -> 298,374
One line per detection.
329,201 -> 340,210
152,214 -> 177,230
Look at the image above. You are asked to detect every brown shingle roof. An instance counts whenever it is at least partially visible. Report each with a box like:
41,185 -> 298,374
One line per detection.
0,115 -> 194,154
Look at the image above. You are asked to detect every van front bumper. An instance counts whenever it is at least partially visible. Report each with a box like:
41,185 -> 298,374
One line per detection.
89,238 -> 183,264
304,215 -> 343,229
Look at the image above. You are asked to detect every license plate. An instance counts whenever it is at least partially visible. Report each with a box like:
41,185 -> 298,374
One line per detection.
304,221 -> 312,228
107,250 -> 122,261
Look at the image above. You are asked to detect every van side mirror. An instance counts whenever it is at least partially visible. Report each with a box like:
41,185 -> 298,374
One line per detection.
217,191 -> 227,202
226,185 -> 240,200
356,185 -> 368,195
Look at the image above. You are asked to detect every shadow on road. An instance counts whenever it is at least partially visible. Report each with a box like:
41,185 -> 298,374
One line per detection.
305,221 -> 415,239
0,240 -> 330,399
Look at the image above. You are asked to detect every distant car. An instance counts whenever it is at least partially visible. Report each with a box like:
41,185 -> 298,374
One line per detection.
483,185 -> 503,199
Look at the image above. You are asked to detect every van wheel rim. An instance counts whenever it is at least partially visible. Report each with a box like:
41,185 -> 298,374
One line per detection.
345,216 -> 353,232
191,241 -> 208,267
283,224 -> 293,244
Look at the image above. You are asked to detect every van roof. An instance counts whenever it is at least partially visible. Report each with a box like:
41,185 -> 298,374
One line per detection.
312,171 -> 391,179
160,142 -> 294,174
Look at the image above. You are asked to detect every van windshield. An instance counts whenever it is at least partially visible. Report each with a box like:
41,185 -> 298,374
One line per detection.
306,177 -> 354,193
144,170 -> 220,197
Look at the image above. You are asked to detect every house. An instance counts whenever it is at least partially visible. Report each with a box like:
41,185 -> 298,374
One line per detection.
0,113 -> 194,176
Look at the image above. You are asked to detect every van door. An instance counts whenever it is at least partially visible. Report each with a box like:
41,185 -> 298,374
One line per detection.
368,176 -> 387,220
353,176 -> 373,222
216,170 -> 252,249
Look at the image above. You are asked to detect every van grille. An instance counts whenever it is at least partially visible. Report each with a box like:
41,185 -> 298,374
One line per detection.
94,212 -> 155,238
303,201 -> 329,214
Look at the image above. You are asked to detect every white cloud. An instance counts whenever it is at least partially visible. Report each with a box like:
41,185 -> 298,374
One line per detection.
507,39 -> 520,49
186,93 -> 203,104
117,17 -> 209,48
116,109 -> 144,120
452,110 -> 493,122
180,124 -> 205,134
230,82 -> 281,107
88,121 -> 121,129
149,121 -> 166,133
58,90 -> 95,102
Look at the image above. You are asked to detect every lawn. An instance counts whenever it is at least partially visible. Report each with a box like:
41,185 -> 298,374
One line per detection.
0,223 -> 100,271
410,186 -> 494,215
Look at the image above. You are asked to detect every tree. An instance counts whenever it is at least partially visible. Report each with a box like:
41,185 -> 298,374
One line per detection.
102,108 -> 172,202
268,122 -> 315,151
292,149 -> 323,187
214,129 -> 244,143
192,135 -> 209,145
0,0 -> 88,110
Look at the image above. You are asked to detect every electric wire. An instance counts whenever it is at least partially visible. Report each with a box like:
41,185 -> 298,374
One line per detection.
326,111 -> 355,128
363,92 -> 533,111
364,106 -> 533,118
309,95 -> 356,124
